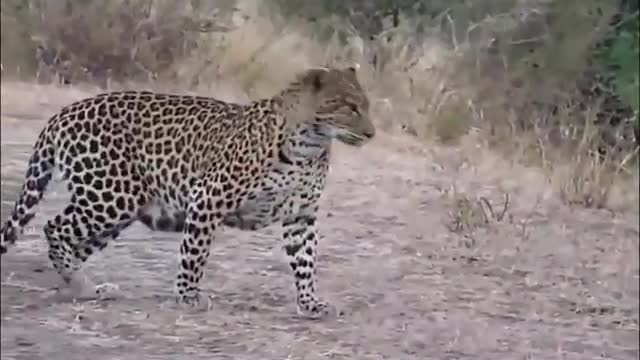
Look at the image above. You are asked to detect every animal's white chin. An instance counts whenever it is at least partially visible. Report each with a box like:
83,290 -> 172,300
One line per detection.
314,124 -> 366,146
336,133 -> 366,146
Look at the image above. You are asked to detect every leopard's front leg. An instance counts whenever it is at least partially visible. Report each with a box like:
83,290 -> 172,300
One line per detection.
281,214 -> 334,318
174,181 -> 224,310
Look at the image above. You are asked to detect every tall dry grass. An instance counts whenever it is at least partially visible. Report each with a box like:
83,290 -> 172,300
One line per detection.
1,0 -> 638,212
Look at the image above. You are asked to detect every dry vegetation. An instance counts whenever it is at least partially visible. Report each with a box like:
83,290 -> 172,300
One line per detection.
2,0 -> 637,211
1,0 -> 639,358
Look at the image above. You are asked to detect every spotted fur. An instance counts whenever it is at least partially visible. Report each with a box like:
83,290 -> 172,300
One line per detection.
0,66 -> 375,317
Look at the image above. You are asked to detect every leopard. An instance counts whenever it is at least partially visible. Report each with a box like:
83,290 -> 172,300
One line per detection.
0,65 -> 375,318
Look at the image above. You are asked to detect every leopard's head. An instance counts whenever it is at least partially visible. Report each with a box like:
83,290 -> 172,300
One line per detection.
281,65 -> 375,147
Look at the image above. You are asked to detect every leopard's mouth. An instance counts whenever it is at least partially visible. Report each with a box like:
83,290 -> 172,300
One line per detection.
337,133 -> 368,147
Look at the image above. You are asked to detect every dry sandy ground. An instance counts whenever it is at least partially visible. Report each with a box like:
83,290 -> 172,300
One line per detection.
1,82 -> 638,360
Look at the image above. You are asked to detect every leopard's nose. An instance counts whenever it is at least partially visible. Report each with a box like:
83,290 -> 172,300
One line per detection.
363,125 -> 376,139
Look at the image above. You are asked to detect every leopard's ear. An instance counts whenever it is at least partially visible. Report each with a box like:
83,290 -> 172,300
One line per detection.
347,63 -> 360,73
298,67 -> 330,92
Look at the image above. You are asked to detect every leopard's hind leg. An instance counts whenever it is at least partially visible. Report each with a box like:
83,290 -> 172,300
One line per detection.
44,163 -> 148,300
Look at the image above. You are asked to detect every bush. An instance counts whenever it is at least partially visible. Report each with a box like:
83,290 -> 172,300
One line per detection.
1,0 -> 241,85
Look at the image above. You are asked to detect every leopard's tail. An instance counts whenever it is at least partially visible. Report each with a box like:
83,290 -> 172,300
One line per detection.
1,121 -> 57,255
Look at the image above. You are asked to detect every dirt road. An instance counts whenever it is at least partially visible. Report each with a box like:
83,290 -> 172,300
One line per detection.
1,83 -> 638,360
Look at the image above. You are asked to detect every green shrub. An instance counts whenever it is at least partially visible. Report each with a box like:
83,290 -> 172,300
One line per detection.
606,13 -> 639,113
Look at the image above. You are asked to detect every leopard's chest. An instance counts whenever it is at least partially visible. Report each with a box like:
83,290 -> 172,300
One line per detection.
222,159 -> 328,230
